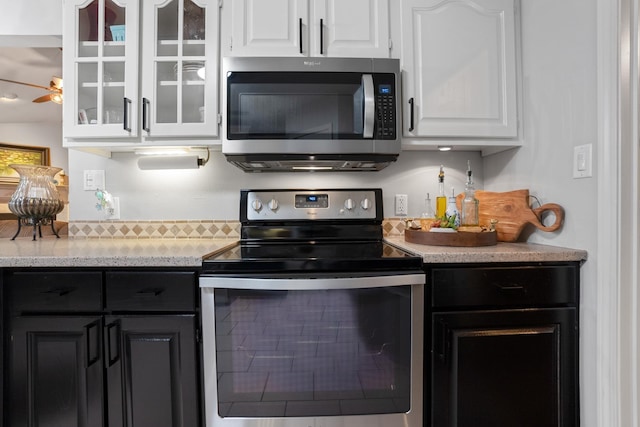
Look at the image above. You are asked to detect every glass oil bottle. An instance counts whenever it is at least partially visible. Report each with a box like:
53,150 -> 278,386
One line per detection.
461,160 -> 479,226
420,193 -> 436,230
436,165 -> 447,218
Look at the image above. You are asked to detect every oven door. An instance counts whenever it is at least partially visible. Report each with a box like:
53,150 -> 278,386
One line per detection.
200,273 -> 424,427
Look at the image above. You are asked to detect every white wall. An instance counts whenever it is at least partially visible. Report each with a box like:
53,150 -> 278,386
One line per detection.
483,0 -> 598,425
0,123 -> 67,172
0,0 -> 62,46
68,149 -> 483,220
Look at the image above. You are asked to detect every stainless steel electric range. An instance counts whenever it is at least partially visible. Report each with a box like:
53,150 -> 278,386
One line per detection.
200,189 -> 424,427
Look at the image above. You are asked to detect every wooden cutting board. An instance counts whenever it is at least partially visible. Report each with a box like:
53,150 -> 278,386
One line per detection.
456,189 -> 564,242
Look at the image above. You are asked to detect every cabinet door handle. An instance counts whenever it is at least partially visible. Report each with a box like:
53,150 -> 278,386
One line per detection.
299,18 -> 303,54
408,97 -> 415,132
106,321 -> 121,366
319,19 -> 324,55
123,97 -> 132,132
85,320 -> 101,367
434,318 -> 449,363
142,97 -> 151,133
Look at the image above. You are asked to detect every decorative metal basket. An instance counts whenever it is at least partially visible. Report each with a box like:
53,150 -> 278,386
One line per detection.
7,164 -> 64,240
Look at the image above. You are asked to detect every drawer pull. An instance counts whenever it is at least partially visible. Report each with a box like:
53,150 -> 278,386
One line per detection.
135,288 -> 165,297
42,287 -> 75,297
494,283 -> 526,292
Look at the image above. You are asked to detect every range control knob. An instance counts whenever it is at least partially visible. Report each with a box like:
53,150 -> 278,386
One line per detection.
361,198 -> 372,210
344,198 -> 355,211
268,198 -> 279,211
251,198 -> 263,212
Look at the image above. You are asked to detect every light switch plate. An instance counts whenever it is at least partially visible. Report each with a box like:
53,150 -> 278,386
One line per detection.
573,144 -> 593,179
83,170 -> 105,190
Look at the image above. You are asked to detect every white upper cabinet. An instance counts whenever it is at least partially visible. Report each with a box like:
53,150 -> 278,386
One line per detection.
401,0 -> 518,139
63,0 -> 219,146
222,0 -> 390,58
63,0 -> 140,139
140,0 -> 219,138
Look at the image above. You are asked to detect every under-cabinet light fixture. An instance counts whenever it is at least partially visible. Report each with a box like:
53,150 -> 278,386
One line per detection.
292,166 -> 334,171
438,145 -> 452,151
135,147 -> 209,170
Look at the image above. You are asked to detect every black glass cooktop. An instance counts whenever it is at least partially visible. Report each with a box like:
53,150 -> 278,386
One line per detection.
202,240 -> 422,274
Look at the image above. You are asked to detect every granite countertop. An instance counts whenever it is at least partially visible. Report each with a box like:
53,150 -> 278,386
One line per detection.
0,238 -> 237,268
384,235 -> 588,264
0,236 -> 587,268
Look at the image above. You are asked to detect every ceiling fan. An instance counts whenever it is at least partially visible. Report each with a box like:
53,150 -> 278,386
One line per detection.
0,76 -> 63,104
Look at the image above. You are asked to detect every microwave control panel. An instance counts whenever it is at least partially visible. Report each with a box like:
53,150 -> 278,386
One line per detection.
374,74 -> 397,140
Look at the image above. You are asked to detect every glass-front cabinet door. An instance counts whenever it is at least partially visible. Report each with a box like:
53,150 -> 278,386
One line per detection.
63,0 -> 140,138
141,0 -> 219,138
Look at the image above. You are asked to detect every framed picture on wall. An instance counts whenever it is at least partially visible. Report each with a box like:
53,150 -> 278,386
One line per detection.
0,143 -> 51,183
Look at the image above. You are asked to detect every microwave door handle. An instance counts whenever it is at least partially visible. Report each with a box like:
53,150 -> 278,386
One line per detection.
362,74 -> 375,138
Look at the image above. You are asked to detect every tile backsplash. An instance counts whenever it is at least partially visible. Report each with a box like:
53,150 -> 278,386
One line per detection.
68,220 -> 241,239
69,218 -> 408,239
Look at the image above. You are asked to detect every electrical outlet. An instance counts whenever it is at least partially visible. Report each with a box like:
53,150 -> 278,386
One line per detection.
395,194 -> 408,216
105,197 -> 121,220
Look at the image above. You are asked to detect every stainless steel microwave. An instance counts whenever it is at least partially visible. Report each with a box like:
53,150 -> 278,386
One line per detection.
222,57 -> 400,172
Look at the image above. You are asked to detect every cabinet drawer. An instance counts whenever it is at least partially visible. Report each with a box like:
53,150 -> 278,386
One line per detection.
105,271 -> 196,312
6,271 -> 103,313
431,265 -> 578,308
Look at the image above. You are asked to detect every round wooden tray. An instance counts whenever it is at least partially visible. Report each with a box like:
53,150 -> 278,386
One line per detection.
404,228 -> 497,247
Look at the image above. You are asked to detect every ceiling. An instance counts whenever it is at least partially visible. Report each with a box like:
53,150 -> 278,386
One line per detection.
0,47 -> 62,124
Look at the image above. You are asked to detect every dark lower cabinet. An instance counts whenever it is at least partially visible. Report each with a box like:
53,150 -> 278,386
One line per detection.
431,308 -> 576,427
428,263 -> 580,427
105,315 -> 199,427
3,269 -> 201,427
0,271 -> 3,426
8,316 -> 104,427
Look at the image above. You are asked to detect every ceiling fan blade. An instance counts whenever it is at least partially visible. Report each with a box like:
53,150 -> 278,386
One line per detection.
32,94 -> 53,103
0,78 -> 50,91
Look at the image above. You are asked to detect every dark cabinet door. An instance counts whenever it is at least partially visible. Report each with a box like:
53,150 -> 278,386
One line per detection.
105,315 -> 200,427
0,272 -> 3,425
8,316 -> 104,427
431,308 -> 577,427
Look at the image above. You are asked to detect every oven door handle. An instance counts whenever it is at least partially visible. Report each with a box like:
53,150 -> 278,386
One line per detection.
362,74 -> 375,139
199,274 -> 424,290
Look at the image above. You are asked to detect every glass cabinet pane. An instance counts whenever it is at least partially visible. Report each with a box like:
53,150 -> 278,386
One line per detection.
77,0 -> 126,56
77,62 -> 98,125
157,0 -> 179,57
184,0 -> 206,42
104,0 -> 126,57
103,62 -> 125,124
156,61 -> 178,124
77,0 -> 100,57
182,61 -> 205,123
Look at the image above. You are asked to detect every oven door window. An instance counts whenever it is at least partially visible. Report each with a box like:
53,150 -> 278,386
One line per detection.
227,72 -> 367,140
213,286 -> 411,417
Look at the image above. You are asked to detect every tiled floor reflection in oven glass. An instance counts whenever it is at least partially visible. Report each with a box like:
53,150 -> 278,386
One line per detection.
213,287 -> 412,418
